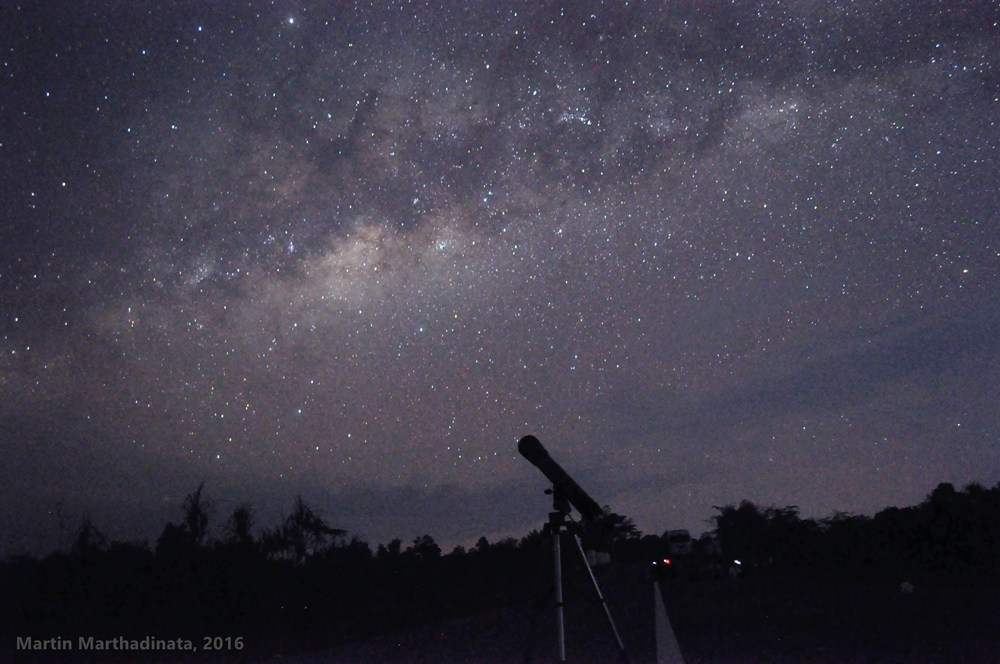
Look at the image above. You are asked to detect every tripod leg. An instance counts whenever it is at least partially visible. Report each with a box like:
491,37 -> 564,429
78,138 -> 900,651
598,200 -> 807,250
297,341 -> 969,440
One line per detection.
572,534 -> 629,663
554,529 -> 566,663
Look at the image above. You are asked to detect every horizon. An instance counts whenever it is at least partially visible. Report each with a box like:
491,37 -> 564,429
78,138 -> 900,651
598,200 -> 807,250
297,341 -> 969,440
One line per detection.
6,475 -> 989,560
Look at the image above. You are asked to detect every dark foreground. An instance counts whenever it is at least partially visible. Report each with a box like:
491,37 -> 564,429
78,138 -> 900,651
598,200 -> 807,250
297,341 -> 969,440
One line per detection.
6,566 -> 999,663
292,569 -> 1000,664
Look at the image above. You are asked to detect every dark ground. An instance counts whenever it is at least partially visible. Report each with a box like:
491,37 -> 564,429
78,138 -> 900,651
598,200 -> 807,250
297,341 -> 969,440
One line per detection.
296,567 -> 1000,664
6,565 -> 1000,663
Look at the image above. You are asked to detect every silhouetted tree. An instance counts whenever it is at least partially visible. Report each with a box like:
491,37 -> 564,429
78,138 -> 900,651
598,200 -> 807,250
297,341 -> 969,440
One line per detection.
264,495 -> 345,564
70,517 -> 107,557
818,511 -> 872,573
327,535 -> 374,566
519,529 -> 545,550
408,534 -> 442,561
599,508 -> 641,540
155,521 -> 194,559
377,538 -> 403,560
182,483 -> 212,546
225,502 -> 256,547
712,500 -> 770,564
578,508 -> 641,559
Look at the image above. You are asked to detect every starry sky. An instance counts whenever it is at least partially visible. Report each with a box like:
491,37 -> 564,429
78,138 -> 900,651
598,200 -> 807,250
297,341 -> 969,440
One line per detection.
2,0 -> 999,556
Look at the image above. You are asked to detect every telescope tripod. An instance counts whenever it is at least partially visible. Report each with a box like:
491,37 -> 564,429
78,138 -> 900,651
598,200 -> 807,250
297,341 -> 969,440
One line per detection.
532,486 -> 629,663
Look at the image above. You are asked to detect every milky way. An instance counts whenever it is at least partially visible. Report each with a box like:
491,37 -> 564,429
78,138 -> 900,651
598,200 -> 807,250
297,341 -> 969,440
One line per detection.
2,1 -> 999,554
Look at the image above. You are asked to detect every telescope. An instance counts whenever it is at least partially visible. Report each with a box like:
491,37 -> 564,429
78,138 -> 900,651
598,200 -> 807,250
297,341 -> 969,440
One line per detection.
517,435 -> 628,663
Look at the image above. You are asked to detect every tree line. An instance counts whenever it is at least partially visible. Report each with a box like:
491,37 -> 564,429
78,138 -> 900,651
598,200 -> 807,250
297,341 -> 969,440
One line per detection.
709,481 -> 1000,582
0,484 -> 641,655
2,481 -> 998,657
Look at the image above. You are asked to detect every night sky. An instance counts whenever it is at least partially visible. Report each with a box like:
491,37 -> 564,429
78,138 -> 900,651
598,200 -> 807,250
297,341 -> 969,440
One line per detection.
2,1 -> 999,556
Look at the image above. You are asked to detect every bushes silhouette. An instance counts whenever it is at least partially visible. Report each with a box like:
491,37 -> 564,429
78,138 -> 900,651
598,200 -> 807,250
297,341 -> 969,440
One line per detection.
710,482 -> 1000,581
3,481 -> 999,657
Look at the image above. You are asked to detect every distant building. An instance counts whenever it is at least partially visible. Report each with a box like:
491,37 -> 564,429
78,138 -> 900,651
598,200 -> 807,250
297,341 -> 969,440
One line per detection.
665,529 -> 693,556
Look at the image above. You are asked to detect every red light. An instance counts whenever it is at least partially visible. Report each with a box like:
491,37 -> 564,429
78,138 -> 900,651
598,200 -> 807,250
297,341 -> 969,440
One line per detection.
664,559 -> 671,565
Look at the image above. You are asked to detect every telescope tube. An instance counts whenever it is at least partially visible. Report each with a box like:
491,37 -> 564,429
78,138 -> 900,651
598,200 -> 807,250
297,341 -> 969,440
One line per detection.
518,435 -> 605,523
